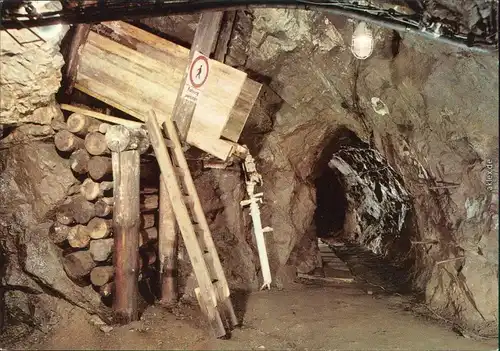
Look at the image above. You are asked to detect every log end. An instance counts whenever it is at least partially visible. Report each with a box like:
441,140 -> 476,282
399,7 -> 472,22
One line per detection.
105,125 -> 130,153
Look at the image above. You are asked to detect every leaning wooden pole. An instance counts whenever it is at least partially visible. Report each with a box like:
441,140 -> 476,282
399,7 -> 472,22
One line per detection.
63,24 -> 91,95
172,12 -> 223,141
156,11 -> 222,303
159,176 -> 178,305
106,125 -> 149,324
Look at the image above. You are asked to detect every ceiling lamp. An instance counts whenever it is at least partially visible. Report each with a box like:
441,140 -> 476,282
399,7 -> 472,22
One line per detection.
350,21 -> 374,60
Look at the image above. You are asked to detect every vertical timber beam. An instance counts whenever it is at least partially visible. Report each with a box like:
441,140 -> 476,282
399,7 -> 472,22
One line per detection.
172,12 -> 223,141
159,11 -> 223,304
214,11 -> 237,63
107,125 -> 149,324
63,24 -> 91,95
159,176 -> 179,305
112,149 -> 140,323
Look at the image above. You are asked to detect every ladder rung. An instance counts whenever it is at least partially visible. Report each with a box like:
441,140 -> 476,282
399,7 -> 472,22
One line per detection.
175,168 -> 185,177
164,138 -> 175,148
147,113 -> 233,337
193,223 -> 204,233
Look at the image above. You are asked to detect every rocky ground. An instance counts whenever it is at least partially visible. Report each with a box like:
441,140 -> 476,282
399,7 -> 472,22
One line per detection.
5,283 -> 498,350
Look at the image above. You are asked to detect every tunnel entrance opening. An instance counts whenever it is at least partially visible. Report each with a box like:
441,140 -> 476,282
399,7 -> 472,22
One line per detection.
314,167 -> 346,239
308,127 -> 415,295
310,127 -> 368,241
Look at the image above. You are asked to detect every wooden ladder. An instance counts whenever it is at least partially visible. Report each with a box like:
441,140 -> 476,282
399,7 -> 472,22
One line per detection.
146,111 -> 238,338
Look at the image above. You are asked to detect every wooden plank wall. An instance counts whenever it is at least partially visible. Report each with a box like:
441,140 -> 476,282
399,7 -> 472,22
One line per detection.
92,21 -> 261,143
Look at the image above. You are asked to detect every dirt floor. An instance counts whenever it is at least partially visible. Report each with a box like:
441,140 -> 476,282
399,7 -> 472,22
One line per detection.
9,282 -> 497,351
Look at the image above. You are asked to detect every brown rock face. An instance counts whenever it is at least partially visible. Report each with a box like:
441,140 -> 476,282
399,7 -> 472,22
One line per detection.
0,35 -> 66,125
0,143 -> 112,329
0,143 -> 77,220
237,8 -> 498,336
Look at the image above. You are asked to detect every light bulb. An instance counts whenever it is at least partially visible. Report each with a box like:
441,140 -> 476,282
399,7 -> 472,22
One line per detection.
351,21 -> 374,60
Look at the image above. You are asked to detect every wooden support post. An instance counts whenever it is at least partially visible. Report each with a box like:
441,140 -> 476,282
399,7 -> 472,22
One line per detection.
156,11 -> 222,305
112,149 -> 140,324
63,24 -> 91,95
108,125 -> 149,324
214,11 -> 237,63
159,176 -> 178,305
172,12 -> 223,141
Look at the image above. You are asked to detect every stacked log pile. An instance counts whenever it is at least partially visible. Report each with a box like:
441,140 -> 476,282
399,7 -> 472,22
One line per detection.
51,112 -> 160,301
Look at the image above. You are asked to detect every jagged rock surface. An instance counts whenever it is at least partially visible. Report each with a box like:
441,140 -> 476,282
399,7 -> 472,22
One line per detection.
329,147 -> 411,256
0,143 -> 112,332
0,29 -> 66,125
237,8 -> 498,336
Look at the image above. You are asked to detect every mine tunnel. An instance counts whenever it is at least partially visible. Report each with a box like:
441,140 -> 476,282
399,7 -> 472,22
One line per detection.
313,127 -> 365,240
0,0 -> 498,349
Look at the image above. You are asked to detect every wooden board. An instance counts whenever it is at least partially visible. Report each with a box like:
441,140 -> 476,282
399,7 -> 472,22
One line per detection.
145,112 -> 225,337
171,12 -> 223,140
221,79 -> 261,142
93,21 -> 261,143
75,29 -> 240,160
78,22 -> 246,137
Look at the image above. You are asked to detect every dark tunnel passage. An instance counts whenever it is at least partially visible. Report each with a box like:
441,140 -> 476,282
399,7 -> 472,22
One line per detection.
311,127 -> 367,239
310,127 -> 415,295
314,168 -> 347,238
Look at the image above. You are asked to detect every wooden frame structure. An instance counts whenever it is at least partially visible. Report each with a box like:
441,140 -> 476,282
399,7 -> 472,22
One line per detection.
59,13 -> 259,336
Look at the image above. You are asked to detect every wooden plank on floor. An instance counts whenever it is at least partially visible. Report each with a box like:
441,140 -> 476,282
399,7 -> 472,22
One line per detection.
297,273 -> 355,284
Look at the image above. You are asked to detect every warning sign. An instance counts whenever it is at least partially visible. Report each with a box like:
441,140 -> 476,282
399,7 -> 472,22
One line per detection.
181,51 -> 210,103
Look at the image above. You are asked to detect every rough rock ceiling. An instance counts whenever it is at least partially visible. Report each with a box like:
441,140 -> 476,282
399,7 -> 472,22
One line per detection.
1,0 -> 497,49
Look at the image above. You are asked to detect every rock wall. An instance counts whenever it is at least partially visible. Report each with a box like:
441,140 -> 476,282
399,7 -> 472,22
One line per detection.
0,143 -> 113,337
238,8 -> 498,336
0,0 -> 68,125
328,147 -> 411,256
0,6 -> 497,337
0,19 -> 114,335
